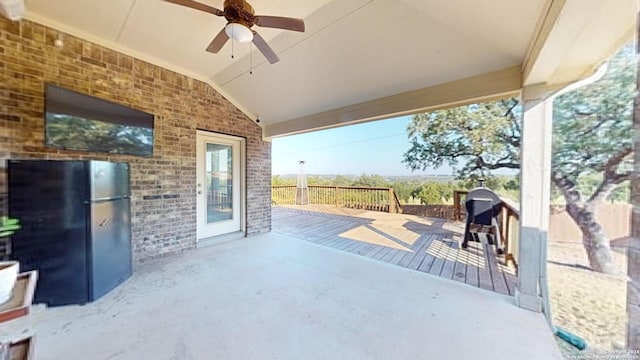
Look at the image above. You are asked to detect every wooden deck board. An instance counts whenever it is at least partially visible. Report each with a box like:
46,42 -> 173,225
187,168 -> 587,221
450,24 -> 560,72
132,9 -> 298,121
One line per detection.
322,234 -> 357,248
341,240 -> 364,253
372,247 -> 394,261
380,248 -> 401,263
413,246 -> 436,271
428,257 -> 445,276
366,245 -> 388,259
485,240 -> 511,296
407,234 -> 436,270
440,257 -> 457,280
452,245 -> 467,283
504,271 -> 517,296
387,248 -> 410,265
465,241 -> 481,288
397,233 -> 432,268
272,205 -> 517,296
349,243 -> 378,256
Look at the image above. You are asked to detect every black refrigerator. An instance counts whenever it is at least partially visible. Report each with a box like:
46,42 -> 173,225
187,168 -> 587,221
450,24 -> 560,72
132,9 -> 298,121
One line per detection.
8,160 -> 132,306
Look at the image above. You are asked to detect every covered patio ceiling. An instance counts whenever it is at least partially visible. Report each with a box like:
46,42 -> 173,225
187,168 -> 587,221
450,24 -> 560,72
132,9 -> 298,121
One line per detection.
23,0 -> 636,138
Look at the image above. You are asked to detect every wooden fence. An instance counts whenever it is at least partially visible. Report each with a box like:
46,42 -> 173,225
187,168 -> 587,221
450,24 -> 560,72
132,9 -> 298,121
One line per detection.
272,185 -> 402,214
549,204 -> 630,244
401,205 -> 458,220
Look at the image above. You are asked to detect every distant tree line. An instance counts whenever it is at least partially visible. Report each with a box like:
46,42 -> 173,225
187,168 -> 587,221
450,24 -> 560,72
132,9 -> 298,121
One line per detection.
271,174 -> 520,205
272,173 -> 626,206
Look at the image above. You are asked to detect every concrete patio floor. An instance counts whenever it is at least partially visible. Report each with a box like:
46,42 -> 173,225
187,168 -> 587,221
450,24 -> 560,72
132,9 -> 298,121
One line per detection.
26,233 -> 561,359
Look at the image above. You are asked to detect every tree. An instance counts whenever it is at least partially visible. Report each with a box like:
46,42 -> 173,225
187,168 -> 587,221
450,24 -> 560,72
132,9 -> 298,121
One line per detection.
627,12 -> 640,348
403,45 -> 635,274
411,182 -> 446,205
552,46 -> 633,273
389,179 -> 422,204
46,114 -> 153,156
403,98 -> 521,177
272,175 -> 295,186
351,174 -> 389,188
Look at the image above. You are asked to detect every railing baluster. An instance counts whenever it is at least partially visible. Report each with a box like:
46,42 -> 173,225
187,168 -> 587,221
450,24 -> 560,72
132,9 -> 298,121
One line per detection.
498,198 -> 520,267
271,185 -> 403,214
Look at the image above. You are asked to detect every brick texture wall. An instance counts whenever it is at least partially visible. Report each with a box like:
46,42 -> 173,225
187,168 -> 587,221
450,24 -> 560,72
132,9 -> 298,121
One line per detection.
0,19 -> 272,261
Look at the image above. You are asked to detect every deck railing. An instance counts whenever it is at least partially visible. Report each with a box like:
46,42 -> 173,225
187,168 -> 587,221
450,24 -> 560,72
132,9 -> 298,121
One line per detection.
272,185 -> 402,214
498,198 -> 520,267
453,190 -> 520,266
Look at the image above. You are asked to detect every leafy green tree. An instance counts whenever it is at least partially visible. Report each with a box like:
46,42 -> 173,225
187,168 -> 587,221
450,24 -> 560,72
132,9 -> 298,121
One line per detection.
351,174 -> 389,188
272,175 -> 295,186
333,175 -> 353,187
46,114 -> 153,156
503,177 -> 519,191
403,45 -> 634,273
608,183 -> 630,203
410,182 -> 453,205
306,176 -> 327,186
442,182 -> 455,203
628,16 -> 640,348
551,46 -> 633,273
389,179 -> 421,204
404,98 -> 520,177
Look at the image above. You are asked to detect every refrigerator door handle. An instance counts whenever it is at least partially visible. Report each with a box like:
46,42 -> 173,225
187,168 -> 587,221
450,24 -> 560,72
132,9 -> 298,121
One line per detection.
99,218 -> 109,227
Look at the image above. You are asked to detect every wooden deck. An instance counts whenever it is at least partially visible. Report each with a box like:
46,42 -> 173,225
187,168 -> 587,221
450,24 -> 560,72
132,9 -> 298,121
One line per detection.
272,204 -> 517,296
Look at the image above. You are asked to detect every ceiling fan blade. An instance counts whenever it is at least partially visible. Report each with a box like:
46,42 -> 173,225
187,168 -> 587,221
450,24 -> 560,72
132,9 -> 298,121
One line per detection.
206,28 -> 229,53
252,31 -> 280,64
254,16 -> 305,32
162,0 -> 224,16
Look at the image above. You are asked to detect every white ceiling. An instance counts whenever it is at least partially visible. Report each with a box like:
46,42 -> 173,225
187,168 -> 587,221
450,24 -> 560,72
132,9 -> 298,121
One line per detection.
24,0 -> 637,137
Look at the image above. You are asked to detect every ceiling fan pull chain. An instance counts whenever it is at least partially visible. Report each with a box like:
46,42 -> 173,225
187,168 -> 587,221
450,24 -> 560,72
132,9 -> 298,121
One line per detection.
231,26 -> 235,59
250,42 -> 253,75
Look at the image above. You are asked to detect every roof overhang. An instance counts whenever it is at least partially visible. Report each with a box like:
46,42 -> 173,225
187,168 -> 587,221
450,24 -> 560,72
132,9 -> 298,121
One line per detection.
21,0 -> 637,138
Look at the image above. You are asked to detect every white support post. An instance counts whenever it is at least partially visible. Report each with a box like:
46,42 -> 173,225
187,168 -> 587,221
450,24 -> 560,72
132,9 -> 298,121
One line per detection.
516,84 -> 553,312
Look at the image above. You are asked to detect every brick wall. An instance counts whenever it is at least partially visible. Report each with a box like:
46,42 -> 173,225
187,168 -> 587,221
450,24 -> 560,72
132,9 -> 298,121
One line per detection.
0,19 -> 272,261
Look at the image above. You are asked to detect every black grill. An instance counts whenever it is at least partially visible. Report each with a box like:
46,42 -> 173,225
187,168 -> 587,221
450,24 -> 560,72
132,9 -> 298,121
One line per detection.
462,187 -> 503,252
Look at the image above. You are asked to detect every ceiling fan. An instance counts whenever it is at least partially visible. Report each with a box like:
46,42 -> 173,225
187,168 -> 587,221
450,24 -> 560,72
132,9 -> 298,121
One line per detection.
163,0 -> 305,64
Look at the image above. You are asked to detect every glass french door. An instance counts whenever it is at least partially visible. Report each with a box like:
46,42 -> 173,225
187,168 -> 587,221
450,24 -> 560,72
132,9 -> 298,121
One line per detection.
196,131 -> 243,239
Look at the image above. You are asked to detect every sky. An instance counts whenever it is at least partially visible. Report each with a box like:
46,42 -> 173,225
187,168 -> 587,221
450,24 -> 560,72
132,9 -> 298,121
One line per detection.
271,116 -> 454,176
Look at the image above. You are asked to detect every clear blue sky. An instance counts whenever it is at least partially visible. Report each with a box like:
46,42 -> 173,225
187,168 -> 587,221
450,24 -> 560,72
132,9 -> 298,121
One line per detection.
271,116 -> 454,176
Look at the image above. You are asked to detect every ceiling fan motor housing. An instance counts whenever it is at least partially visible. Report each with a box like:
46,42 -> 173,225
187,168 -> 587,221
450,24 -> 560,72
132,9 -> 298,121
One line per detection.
163,0 -> 304,63
224,0 -> 255,28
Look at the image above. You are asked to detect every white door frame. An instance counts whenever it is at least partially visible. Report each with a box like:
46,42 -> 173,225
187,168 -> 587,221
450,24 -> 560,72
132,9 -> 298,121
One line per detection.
196,130 -> 246,240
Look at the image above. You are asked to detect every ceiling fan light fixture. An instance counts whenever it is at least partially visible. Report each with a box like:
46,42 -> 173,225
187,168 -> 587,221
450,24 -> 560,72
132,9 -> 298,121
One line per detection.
225,23 -> 253,43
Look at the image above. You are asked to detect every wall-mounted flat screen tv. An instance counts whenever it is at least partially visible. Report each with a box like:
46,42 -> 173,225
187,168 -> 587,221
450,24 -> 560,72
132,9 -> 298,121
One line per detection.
45,84 -> 154,157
